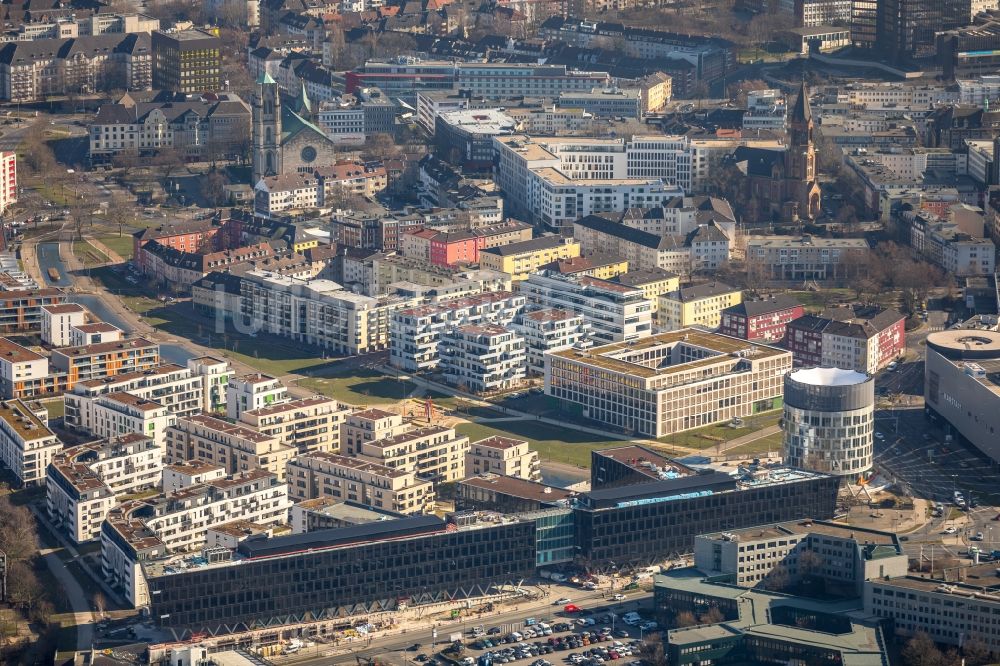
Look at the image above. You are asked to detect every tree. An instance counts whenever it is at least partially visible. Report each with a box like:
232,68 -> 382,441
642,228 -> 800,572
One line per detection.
673,611 -> 697,628
6,562 -> 42,613
961,638 -> 991,666
0,496 -> 38,561
798,548 -> 824,581
153,147 -> 185,182
901,632 -> 946,666
200,171 -> 230,208
699,607 -> 724,625
364,133 -> 402,161
92,591 -> 107,619
112,149 -> 140,182
762,564 -> 791,592
728,79 -> 769,107
638,633 -> 667,666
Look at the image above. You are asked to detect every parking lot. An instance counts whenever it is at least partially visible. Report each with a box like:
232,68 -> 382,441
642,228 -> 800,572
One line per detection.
414,606 -> 660,666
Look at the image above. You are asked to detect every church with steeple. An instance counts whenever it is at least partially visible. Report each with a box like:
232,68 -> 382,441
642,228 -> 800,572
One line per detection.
732,82 -> 822,223
252,72 -> 340,184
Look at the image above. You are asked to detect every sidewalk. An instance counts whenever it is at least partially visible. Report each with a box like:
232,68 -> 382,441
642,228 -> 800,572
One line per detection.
85,234 -> 125,263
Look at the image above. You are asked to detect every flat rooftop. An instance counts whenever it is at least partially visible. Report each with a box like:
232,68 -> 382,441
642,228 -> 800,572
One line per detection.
700,519 -> 898,547
876,563 -> 1000,596
595,445 -> 695,481
460,474 -> 574,503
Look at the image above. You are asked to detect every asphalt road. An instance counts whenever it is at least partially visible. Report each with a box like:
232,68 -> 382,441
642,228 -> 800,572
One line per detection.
282,589 -> 653,666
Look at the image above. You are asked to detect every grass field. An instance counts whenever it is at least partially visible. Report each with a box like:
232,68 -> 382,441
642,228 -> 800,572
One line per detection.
454,420 -> 625,467
298,368 -> 418,405
72,241 -> 108,267
723,432 -> 784,458
658,411 -> 782,450
95,232 -> 134,260
41,399 -> 64,419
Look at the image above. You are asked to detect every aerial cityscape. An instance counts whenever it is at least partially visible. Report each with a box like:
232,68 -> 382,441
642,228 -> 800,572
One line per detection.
1,0 -> 1000,665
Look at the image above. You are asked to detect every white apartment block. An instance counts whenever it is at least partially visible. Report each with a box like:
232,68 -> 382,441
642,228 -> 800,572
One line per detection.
0,151 -> 15,215
101,469 -> 290,607
518,271 -> 654,344
544,330 -> 792,437
0,337 -> 52,401
75,392 -> 175,448
341,408 -> 409,456
227,373 -> 289,420
695,521 -> 907,595
440,324 -> 527,394
0,398 -> 62,486
958,75 -> 1000,105
493,134 -> 686,230
357,424 -> 470,484
316,103 -> 366,144
239,396 -> 349,456
254,174 -> 320,217
389,291 -> 526,372
236,271 -> 420,356
46,434 -> 162,543
286,451 -> 435,513
40,303 -> 86,347
513,308 -> 592,375
466,436 -> 540,481
71,322 -> 124,346
165,413 -> 296,482
162,461 -> 226,494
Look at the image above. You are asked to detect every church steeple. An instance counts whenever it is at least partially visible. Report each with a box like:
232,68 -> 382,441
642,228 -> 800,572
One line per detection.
252,73 -> 282,184
790,81 -> 811,125
295,80 -> 312,117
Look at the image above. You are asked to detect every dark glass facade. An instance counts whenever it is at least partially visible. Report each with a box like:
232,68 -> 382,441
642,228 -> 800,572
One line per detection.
147,520 -> 536,635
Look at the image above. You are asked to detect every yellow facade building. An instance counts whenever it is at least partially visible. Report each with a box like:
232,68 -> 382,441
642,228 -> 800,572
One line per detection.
658,281 -> 742,331
611,268 -> 680,313
479,236 -> 581,280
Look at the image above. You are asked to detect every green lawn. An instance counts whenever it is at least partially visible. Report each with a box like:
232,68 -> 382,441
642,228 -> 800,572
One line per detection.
41,398 -> 64,419
298,368 -> 418,405
787,289 -> 852,313
96,233 -> 134,260
724,432 -> 784,458
658,411 -> 782,450
454,420 -> 626,467
72,241 -> 108,267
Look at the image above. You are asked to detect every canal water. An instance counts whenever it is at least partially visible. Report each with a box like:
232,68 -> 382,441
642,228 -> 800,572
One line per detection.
37,242 -> 69,286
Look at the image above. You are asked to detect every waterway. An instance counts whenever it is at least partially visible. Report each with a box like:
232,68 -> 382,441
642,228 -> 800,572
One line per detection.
37,242 -> 70,286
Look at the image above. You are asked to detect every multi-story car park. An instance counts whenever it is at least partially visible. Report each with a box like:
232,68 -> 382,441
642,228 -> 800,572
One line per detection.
143,514 -> 538,635
924,329 -> 1000,462
286,451 -> 435,513
0,398 -> 62,486
544,330 -> 791,438
46,435 -> 162,543
101,469 -> 290,606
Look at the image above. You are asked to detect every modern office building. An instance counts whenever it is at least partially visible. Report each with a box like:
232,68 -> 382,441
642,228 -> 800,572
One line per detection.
657,282 -> 743,331
924,329 -> 1000,462
693,520 -> 906,594
289,497 -> 404,533
719,295 -> 805,344
783,367 -> 874,478
151,29 -> 221,93
143,514 -> 537,635
101,469 -> 290,606
0,398 -> 62,486
558,87 -> 642,119
434,109 -> 517,171
865,562 -> 1000,654
545,330 -> 791,438
389,292 -> 525,373
46,435 -> 162,543
456,475 -> 574,513
226,373 -> 289,421
439,324 -> 526,394
591,444 -> 682,490
574,464 -> 840,567
519,271 -> 653,344
465,436 -> 541,482
286,451 -> 435,513
512,309 -> 591,375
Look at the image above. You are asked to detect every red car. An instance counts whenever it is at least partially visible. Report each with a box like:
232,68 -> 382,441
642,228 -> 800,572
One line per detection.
564,604 -> 582,613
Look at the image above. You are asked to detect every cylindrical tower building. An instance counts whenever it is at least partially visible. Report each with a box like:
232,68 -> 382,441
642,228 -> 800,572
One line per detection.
783,367 -> 874,476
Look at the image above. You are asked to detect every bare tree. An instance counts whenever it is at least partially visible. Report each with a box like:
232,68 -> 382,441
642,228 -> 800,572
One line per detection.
699,607 -> 724,624
762,564 -> 791,591
0,496 -> 38,561
961,638 -> 991,666
673,611 -> 697,628
6,562 -> 42,614
201,171 -> 230,208
901,632 -> 946,666
638,633 -> 667,666
92,591 -> 107,619
728,79 -> 769,106
364,133 -> 403,161
798,548 -> 823,582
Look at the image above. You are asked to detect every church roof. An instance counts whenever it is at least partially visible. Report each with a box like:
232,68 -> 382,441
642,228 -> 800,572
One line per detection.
257,71 -> 276,85
791,81 -> 811,124
281,105 -> 328,144
733,146 -> 785,178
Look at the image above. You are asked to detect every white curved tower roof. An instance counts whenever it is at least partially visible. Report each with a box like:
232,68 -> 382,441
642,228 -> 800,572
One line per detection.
789,367 -> 868,386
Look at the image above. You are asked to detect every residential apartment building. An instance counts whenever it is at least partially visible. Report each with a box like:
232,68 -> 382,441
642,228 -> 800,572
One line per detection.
610,269 -> 680,313
46,435 -> 162,543
165,413 -> 295,481
162,460 -> 225,494
866,564 -> 1000,655
746,236 -> 871,280
286,451 -> 435,513
389,291 -> 525,372
558,87 -> 642,119
356,424 -> 470,484
786,306 -> 906,373
512,309 -> 592,375
545,330 -> 791,437
89,93 -> 251,164
0,151 -> 16,215
399,220 -> 533,267
479,237 -> 581,281
0,33 -> 152,102
658,282 -> 743,331
101,469 -> 290,607
226,373 -> 289,421
0,398 -> 61,486
69,391 -> 174,448
50,338 -> 160,386
719,295 -> 805,344
0,288 -> 68,333
40,303 -> 86,347
0,337 -> 61,400
151,29 -> 221,93
573,214 -> 732,276
465,436 -> 541,481
546,254 -> 631,281
5,13 -> 160,41
239,396 -> 348,456
71,322 -> 123,346
340,408 -> 409,456
439,324 -> 526,394
519,271 -> 654,344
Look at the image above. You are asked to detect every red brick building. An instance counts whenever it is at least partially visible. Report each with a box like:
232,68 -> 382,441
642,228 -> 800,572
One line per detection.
785,306 -> 905,373
719,295 -> 805,344
133,220 -> 221,269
